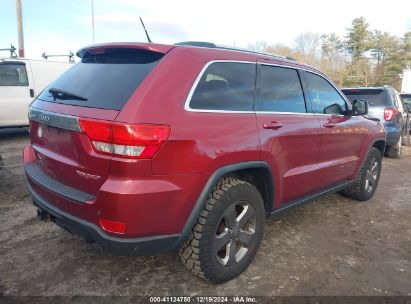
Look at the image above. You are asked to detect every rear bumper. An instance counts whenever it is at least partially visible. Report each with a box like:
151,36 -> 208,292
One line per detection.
23,143 -> 209,254
27,182 -> 182,256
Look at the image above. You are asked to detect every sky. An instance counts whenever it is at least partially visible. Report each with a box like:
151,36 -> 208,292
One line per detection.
1,0 -> 411,61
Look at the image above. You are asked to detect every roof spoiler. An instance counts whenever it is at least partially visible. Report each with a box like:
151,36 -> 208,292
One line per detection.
76,43 -> 174,59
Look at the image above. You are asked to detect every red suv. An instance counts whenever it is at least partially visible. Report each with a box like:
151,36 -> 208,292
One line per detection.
24,42 -> 386,282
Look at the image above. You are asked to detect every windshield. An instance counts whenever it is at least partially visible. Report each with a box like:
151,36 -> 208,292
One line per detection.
37,48 -> 164,110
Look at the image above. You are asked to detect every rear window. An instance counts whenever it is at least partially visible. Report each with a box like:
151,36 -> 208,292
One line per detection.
342,89 -> 389,107
37,49 -> 164,110
189,62 -> 255,111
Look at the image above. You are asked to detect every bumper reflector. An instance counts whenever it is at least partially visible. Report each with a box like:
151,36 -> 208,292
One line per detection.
98,218 -> 127,234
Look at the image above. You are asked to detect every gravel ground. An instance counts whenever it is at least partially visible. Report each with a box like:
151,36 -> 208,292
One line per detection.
0,127 -> 410,296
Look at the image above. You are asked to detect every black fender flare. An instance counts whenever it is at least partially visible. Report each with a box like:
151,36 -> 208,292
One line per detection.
354,137 -> 386,178
174,161 -> 274,249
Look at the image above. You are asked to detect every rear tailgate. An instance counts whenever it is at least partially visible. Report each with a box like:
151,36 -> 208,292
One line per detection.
28,45 -> 171,197
29,103 -> 118,195
342,88 -> 388,121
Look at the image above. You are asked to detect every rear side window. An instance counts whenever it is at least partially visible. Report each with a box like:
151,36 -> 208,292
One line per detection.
342,89 -> 388,107
37,49 -> 163,110
189,62 -> 255,111
260,65 -> 306,113
0,62 -> 29,86
305,72 -> 347,115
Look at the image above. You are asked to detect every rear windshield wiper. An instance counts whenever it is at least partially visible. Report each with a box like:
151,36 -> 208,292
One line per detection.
49,88 -> 88,101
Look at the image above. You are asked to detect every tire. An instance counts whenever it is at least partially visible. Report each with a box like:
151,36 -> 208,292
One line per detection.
179,177 -> 265,283
385,137 -> 401,158
340,147 -> 382,201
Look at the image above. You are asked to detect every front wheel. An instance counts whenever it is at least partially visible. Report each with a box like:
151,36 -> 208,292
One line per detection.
179,177 -> 265,283
340,147 -> 382,201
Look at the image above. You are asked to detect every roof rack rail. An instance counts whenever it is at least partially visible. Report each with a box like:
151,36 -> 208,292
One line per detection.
174,41 -> 295,61
42,51 -> 75,63
0,44 -> 18,58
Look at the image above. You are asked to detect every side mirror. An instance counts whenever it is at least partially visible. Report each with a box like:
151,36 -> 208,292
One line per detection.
352,99 -> 368,116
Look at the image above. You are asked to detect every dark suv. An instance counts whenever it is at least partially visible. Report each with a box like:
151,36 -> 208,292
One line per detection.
342,86 -> 409,157
24,42 -> 385,283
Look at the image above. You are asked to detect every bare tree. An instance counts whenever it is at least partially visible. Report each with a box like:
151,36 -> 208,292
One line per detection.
247,41 -> 268,53
295,32 -> 320,57
266,43 -> 295,58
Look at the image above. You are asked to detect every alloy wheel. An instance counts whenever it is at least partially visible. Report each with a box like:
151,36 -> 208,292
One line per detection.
365,157 -> 379,193
213,201 -> 256,266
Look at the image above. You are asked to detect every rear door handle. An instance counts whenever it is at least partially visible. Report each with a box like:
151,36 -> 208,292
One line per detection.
263,122 -> 283,130
323,122 -> 336,128
29,89 -> 34,98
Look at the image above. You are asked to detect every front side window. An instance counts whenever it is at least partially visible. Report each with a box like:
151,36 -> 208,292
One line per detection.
189,62 -> 255,111
0,63 -> 29,86
305,72 -> 347,115
260,65 -> 306,113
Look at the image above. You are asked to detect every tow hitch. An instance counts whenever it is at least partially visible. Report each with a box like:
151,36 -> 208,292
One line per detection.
37,208 -> 55,222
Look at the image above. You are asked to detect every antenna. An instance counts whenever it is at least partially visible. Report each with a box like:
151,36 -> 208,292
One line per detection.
139,17 -> 152,43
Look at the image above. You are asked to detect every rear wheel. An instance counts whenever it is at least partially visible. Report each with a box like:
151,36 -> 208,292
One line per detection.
385,137 -> 401,158
179,177 -> 265,283
341,147 -> 382,201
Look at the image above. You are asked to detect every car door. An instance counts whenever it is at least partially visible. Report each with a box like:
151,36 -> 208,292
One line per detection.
255,62 -> 322,207
303,71 -> 366,186
0,61 -> 33,127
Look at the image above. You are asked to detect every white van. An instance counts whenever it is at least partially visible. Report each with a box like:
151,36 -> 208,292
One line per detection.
0,58 -> 72,128
401,69 -> 411,93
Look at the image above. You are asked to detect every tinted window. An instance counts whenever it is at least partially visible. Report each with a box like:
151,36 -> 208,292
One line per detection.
261,65 -> 306,113
401,94 -> 411,104
189,62 -> 255,111
342,89 -> 388,107
37,49 -> 163,110
305,72 -> 347,115
0,62 -> 28,86
401,95 -> 411,112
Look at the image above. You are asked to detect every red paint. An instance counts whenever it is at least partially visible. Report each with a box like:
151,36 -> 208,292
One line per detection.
24,42 -> 386,239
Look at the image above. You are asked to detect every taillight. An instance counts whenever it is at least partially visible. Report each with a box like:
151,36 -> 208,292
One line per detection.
384,108 -> 397,121
79,119 -> 170,159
